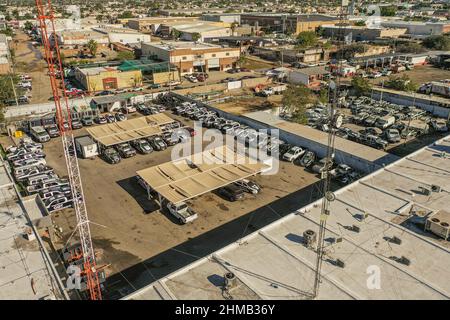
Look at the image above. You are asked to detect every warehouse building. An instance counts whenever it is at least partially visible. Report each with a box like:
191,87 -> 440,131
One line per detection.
201,13 -> 241,24
287,66 -> 330,88
322,25 -> 407,41
141,41 -> 240,75
241,13 -> 342,35
124,135 -> 450,300
380,20 -> 450,37
74,65 -> 142,93
158,21 -> 232,41
93,26 -> 151,45
54,30 -> 109,48
127,17 -> 199,33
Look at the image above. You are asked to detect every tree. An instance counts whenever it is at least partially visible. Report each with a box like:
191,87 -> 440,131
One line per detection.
86,39 -> 98,57
354,20 -> 366,27
337,43 -> 368,60
0,74 -> 23,114
191,32 -> 201,42
385,74 -> 418,92
296,31 -> 318,49
0,26 -> 14,37
116,51 -> 135,61
236,54 -> 247,67
381,6 -> 397,16
23,21 -> 34,32
318,88 -> 329,104
396,42 -> 426,54
351,76 -> 371,96
422,35 -> 450,51
118,11 -> 134,19
171,29 -> 182,40
282,84 -> 315,124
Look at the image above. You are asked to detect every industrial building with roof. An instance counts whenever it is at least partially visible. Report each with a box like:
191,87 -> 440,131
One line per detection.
321,25 -> 407,41
380,20 -> 450,37
92,26 -> 151,45
127,17 -> 199,33
74,65 -> 143,93
157,21 -> 232,42
123,135 -> 450,300
240,13 -> 342,35
141,41 -> 240,75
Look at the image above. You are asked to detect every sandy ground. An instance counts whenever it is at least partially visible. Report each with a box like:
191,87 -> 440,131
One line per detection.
11,30 -> 54,104
363,64 -> 450,87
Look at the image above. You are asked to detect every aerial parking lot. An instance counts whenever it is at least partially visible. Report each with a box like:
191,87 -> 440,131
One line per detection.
40,109 -> 325,279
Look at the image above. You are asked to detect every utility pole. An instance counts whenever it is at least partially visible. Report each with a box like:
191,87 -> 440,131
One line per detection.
313,0 -> 348,299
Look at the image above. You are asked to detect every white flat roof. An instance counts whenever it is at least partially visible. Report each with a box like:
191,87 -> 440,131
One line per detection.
144,41 -> 229,51
0,160 -> 65,299
124,135 -> 450,300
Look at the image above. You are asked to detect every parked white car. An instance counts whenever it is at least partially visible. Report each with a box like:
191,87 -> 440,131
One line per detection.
282,146 -> 305,162
167,202 -> 198,224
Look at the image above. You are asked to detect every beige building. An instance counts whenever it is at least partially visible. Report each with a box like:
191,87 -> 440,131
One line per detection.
141,41 -> 240,75
158,22 -> 232,41
240,13 -> 342,35
55,30 -> 109,48
74,66 -> 142,93
322,25 -> 407,41
127,17 -> 199,33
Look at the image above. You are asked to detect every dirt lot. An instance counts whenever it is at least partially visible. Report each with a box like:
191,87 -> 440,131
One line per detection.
11,31 -> 54,104
367,64 -> 450,86
30,112 -> 322,282
242,55 -> 277,70
212,93 -> 283,115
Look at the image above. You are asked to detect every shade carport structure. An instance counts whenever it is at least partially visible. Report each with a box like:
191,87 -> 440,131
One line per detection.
136,145 -> 271,205
86,113 -> 175,147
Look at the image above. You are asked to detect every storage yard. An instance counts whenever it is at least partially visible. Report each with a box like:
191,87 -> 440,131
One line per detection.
26,108 -> 326,286
2,1 -> 450,302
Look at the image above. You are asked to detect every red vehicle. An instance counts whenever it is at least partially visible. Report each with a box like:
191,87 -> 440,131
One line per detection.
185,127 -> 196,136
65,88 -> 83,97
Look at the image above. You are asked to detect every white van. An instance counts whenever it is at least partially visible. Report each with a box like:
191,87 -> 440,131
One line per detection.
375,116 -> 395,129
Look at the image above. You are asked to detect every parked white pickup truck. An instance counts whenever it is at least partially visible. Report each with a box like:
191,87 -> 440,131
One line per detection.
167,202 -> 198,224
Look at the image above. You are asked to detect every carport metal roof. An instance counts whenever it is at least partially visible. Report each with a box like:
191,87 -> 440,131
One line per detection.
86,114 -> 174,146
136,146 -> 271,204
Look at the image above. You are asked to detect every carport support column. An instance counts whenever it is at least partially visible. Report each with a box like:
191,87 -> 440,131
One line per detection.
158,193 -> 162,209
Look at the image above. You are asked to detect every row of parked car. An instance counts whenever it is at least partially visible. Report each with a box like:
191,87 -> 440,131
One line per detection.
100,120 -> 192,164
158,95 -> 361,186
6,138 -> 75,213
299,95 -> 445,151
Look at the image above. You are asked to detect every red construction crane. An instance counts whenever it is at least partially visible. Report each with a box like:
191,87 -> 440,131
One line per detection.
35,0 -> 102,300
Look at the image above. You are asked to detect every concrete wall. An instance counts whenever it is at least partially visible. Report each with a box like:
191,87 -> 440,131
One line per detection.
4,97 -> 93,119
171,93 -> 394,173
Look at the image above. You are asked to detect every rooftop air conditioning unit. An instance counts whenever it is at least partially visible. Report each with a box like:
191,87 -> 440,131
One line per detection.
303,229 -> 317,249
425,210 -> 450,240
